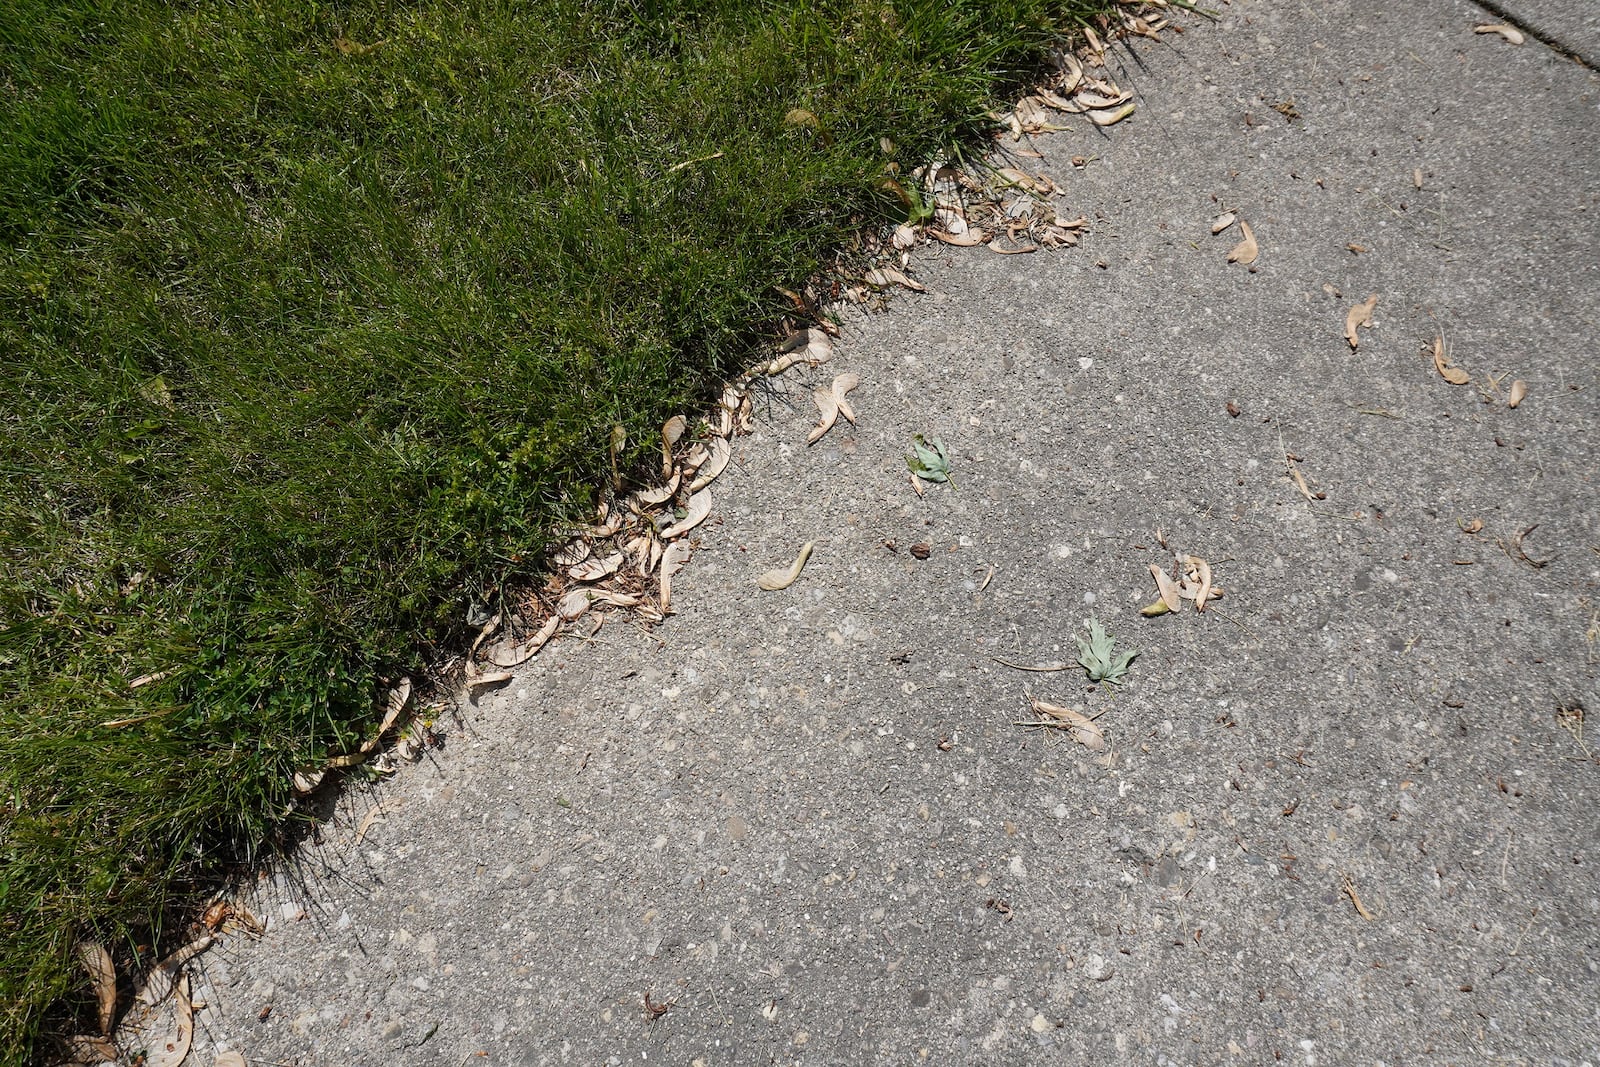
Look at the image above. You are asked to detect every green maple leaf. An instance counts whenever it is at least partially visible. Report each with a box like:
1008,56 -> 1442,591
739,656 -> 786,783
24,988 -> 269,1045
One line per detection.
1076,617 -> 1138,686
906,434 -> 953,486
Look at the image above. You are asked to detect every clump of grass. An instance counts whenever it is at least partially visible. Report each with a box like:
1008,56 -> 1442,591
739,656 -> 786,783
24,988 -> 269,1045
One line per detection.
0,0 -> 1124,1055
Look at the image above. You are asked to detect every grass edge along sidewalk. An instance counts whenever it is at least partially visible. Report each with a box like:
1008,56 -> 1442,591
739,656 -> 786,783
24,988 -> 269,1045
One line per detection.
0,0 -> 1150,1057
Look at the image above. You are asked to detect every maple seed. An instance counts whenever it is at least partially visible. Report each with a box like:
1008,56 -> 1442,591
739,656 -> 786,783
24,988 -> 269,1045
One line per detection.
1474,23 -> 1525,45
1431,337 -> 1471,385
1227,221 -> 1259,265
1345,295 -> 1378,349
1027,697 -> 1106,750
758,541 -> 815,591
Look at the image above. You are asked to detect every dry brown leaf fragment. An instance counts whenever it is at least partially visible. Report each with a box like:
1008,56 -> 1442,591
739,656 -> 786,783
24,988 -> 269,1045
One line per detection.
1475,23 -> 1526,44
76,942 -> 117,1037
1347,243 -> 1368,254
1412,167 -> 1424,189
892,222 -> 918,249
1458,517 -> 1485,534
1227,221 -> 1259,265
1211,211 -> 1237,234
1288,463 -> 1317,502
1345,294 -> 1378,349
1035,88 -> 1078,112
1341,872 -> 1377,921
1502,524 -> 1551,569
215,1053 -> 248,1067
557,588 -> 593,621
758,541 -> 815,591
1027,698 -> 1106,750
659,490 -> 712,539
1507,379 -> 1528,408
1431,336 -> 1472,384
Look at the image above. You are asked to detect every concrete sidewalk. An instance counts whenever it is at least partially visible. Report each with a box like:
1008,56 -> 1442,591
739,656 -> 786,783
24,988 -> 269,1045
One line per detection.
190,1 -> 1600,1063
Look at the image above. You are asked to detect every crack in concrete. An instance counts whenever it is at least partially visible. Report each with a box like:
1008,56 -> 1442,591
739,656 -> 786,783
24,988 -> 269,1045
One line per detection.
1470,0 -> 1596,68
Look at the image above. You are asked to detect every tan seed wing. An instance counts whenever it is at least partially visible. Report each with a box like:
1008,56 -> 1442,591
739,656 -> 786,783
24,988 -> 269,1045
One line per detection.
660,490 -> 712,539
76,942 -> 117,1037
1149,564 -> 1182,613
1227,221 -> 1259,264
1345,294 -> 1378,349
758,541 -> 816,591
690,436 -> 731,491
660,540 -> 692,613
1029,698 -> 1105,750
569,551 -> 624,583
831,373 -> 861,424
808,388 -> 840,445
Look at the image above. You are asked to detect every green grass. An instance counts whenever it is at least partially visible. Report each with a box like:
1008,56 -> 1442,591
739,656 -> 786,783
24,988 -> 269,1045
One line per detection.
0,0 -> 1121,1056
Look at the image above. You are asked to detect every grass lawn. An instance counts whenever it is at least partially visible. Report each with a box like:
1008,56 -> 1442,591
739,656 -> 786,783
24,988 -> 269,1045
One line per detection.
0,0 -> 1127,1056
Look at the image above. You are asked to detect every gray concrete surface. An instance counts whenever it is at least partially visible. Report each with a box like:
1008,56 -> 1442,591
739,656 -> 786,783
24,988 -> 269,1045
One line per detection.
189,0 -> 1600,1063
1481,0 -> 1600,65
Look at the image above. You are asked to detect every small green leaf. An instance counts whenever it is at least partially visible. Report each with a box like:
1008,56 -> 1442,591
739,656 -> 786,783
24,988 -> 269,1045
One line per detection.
1076,616 -> 1137,685
906,434 -> 953,485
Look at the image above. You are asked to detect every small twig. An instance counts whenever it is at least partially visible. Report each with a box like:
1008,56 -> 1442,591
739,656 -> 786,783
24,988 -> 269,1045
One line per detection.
1340,872 -> 1377,921
1206,607 -> 1255,639
1507,909 -> 1539,957
992,656 -> 1073,672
